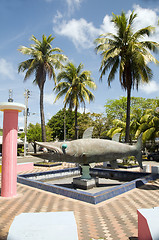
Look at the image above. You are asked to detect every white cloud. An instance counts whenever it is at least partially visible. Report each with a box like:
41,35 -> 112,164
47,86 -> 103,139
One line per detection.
53,11 -> 63,24
100,15 -> 116,34
139,80 -> 159,94
130,5 -> 159,42
53,5 -> 159,50
66,0 -> 83,15
44,93 -> 55,105
54,18 -> 99,49
132,5 -> 158,30
44,93 -> 63,105
0,58 -> 16,80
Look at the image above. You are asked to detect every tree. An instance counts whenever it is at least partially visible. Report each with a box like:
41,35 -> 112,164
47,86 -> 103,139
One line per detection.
18,34 -> 67,142
135,109 -> 159,144
90,113 -> 108,138
95,11 -> 159,142
105,97 -> 159,141
105,97 -> 127,123
105,97 -> 159,122
47,109 -> 81,140
20,123 -> 52,153
54,62 -> 96,139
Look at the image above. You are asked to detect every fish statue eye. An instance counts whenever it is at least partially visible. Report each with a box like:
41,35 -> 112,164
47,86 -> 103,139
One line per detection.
62,143 -> 67,152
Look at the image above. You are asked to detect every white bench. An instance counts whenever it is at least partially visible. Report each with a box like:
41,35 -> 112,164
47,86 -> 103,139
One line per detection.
7,212 -> 78,240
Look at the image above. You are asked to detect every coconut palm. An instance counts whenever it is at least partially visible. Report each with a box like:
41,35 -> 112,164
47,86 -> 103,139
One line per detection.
54,62 -> 96,139
135,109 -> 159,143
95,11 -> 159,142
107,111 -> 140,142
18,34 -> 67,141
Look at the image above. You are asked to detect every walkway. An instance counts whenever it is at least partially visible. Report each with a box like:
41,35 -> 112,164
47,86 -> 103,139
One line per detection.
0,159 -> 159,239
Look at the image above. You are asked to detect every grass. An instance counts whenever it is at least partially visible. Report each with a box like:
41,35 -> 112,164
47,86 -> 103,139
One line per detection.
34,161 -> 62,167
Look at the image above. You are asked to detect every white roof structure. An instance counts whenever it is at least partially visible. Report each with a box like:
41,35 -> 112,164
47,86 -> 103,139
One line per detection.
0,136 -> 23,145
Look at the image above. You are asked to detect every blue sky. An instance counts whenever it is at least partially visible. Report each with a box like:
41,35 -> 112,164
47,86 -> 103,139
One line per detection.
1,0 -> 159,128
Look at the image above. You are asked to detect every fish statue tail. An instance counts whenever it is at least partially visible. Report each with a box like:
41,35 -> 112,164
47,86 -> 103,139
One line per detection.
135,134 -> 143,169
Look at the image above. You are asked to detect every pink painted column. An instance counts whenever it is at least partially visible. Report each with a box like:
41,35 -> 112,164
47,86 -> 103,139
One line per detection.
0,102 -> 25,197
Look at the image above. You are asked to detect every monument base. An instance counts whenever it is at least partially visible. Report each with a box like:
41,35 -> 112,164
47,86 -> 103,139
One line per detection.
73,177 -> 99,190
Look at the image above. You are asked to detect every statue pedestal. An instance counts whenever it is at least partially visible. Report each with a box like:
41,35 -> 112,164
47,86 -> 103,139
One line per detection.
73,177 -> 99,190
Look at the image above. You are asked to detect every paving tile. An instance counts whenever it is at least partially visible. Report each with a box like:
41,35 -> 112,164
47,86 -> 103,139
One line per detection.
0,165 -> 159,240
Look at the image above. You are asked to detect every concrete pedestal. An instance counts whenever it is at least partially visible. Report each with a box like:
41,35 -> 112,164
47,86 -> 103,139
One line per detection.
73,177 -> 99,190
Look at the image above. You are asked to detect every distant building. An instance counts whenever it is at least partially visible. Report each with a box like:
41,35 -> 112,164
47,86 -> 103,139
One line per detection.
0,136 -> 24,154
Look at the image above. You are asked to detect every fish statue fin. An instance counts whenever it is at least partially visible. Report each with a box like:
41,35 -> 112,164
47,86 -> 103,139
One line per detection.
83,127 -> 94,139
112,133 -> 120,142
135,134 -> 143,169
89,163 -> 96,168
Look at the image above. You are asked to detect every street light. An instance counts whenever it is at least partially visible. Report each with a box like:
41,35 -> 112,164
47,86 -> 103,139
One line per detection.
8,89 -> 13,102
24,89 -> 30,157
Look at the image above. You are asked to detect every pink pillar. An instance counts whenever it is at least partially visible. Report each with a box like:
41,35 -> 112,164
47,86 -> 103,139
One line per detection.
1,110 -> 18,197
0,102 -> 25,198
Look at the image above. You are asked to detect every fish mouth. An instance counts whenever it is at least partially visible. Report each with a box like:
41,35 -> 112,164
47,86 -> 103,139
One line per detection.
49,146 -> 63,155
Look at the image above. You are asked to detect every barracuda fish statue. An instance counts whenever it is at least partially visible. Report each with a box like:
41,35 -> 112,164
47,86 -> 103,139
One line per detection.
36,128 -> 143,169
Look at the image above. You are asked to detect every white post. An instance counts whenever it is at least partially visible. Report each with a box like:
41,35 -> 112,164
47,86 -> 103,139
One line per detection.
24,89 -> 30,157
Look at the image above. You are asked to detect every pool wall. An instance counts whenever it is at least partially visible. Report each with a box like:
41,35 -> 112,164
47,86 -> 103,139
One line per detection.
17,168 -> 159,204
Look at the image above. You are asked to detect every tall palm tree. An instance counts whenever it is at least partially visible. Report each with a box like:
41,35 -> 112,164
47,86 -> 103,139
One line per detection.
18,34 -> 67,142
95,11 -> 159,142
54,62 -> 96,139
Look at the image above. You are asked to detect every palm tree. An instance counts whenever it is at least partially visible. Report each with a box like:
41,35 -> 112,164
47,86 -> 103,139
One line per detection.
135,109 -> 159,144
54,62 -> 96,139
107,111 -> 140,142
18,34 -> 67,142
95,11 -> 159,143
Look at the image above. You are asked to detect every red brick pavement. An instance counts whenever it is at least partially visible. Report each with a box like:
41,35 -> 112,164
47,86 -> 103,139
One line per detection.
0,165 -> 159,240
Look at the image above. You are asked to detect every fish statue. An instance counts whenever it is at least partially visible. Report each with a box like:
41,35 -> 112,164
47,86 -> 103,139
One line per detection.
36,133 -> 143,169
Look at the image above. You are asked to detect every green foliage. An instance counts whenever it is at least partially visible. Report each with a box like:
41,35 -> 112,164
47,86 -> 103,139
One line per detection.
105,97 -> 159,122
27,123 -> 42,143
47,110 -> 109,140
122,156 -> 137,166
26,123 -> 52,143
47,109 -> 81,140
77,112 -> 108,139
0,129 -> 3,136
74,112 -> 93,138
105,97 -> 127,122
105,97 -> 159,141
91,113 -> 108,138
135,107 -> 159,143
17,146 -> 24,156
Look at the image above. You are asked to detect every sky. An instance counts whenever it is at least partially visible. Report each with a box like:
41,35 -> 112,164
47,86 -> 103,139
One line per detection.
1,0 -> 159,128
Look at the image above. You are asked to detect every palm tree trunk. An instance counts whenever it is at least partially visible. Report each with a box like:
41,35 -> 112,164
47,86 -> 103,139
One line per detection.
40,85 -> 46,142
33,142 -> 37,154
125,87 -> 131,143
64,107 -> 66,141
75,105 -> 78,139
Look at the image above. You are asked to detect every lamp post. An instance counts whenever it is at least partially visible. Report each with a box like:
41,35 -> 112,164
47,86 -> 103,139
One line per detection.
0,101 -> 25,197
24,89 -> 30,157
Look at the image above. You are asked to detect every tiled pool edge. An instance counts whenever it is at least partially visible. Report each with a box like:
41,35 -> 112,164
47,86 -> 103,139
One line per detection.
17,168 -> 159,205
